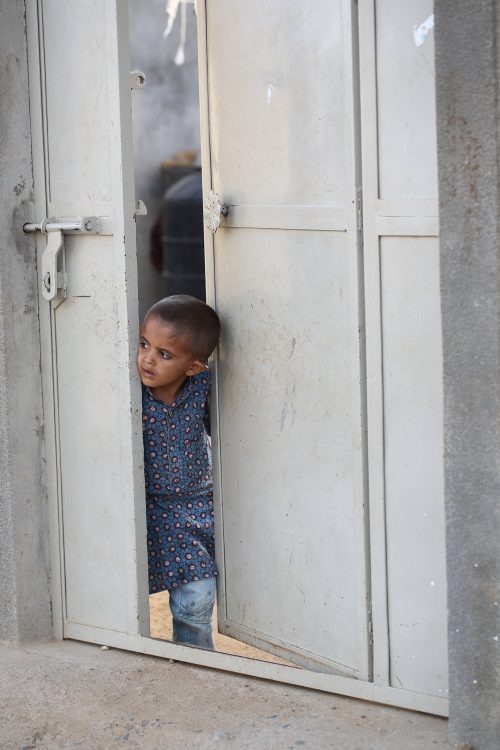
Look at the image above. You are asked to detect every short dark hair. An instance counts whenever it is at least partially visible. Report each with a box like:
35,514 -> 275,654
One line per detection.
144,295 -> 221,360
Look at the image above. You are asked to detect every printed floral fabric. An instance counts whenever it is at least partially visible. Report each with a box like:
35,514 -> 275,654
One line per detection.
142,372 -> 217,591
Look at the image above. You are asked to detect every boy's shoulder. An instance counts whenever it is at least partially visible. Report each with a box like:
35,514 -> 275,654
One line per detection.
191,368 -> 211,390
141,370 -> 211,409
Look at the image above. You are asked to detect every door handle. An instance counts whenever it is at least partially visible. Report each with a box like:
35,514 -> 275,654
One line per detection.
24,217 -> 98,301
203,191 -> 229,233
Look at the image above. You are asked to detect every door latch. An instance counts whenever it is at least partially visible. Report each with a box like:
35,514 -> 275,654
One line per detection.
24,217 -> 98,301
203,191 -> 229,233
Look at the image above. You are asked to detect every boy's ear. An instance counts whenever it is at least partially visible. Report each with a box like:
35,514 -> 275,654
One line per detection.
186,359 -> 206,376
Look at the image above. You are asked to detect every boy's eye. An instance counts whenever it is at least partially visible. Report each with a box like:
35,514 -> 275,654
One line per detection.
139,341 -> 148,349
160,351 -> 171,360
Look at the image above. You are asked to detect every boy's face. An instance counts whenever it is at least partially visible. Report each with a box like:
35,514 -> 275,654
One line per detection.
137,316 -> 205,401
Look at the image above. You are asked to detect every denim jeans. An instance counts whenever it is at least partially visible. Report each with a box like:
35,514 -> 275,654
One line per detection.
169,576 -> 216,650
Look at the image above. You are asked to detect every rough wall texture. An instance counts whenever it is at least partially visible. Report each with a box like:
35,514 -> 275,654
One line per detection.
129,0 -> 201,318
0,2 -> 52,641
435,2 -> 500,748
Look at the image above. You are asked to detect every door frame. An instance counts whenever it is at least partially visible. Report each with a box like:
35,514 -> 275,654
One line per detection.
27,0 -> 448,717
26,0 -> 65,641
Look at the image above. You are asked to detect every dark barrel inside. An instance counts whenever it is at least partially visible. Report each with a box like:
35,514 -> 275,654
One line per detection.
161,170 -> 206,302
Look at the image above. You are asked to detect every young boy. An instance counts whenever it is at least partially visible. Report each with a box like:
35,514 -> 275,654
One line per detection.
137,294 -> 221,649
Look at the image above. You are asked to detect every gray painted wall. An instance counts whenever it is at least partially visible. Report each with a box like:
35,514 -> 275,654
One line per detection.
435,2 -> 500,748
0,2 -> 52,641
129,0 -> 201,319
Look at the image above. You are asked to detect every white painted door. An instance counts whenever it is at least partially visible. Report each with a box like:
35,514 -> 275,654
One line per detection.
27,0 -> 148,639
27,0 -> 448,715
199,0 -> 371,679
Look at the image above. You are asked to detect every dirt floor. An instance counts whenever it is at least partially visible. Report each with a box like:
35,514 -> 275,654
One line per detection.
149,591 -> 295,665
0,640 -> 452,750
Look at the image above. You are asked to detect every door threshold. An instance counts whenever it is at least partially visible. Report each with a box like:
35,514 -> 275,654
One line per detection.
63,622 -> 448,717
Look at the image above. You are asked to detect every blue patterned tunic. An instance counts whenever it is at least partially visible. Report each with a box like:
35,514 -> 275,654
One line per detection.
142,371 -> 217,591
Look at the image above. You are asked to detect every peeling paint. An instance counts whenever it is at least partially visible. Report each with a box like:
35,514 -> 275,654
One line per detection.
413,14 -> 434,47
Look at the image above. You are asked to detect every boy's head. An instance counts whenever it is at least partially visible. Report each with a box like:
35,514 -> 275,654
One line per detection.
137,295 -> 220,398
144,295 -> 220,360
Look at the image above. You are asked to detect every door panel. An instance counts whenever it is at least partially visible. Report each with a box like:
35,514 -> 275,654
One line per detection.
216,229 -> 367,674
56,239 -> 130,629
381,237 -> 447,695
375,0 -> 437,200
43,1 -> 112,204
203,0 -> 371,677
206,1 -> 348,206
30,0 -> 147,635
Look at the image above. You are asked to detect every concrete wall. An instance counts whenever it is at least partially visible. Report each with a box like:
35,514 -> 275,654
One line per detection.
129,0 -> 201,319
435,2 -> 500,748
0,2 -> 52,641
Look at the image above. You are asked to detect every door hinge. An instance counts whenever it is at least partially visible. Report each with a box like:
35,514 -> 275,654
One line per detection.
356,187 -> 363,244
204,190 -> 229,233
368,597 -> 373,646
130,70 -> 147,90
135,199 -> 148,218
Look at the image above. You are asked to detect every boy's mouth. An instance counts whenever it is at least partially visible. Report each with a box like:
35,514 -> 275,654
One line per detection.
142,368 -> 155,379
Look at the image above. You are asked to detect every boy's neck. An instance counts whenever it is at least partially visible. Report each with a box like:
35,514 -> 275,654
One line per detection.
151,376 -> 188,406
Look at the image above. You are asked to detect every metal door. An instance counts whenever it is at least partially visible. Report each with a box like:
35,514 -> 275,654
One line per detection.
28,0 -> 448,715
199,0 -> 371,679
27,0 -> 148,640
199,0 -> 447,708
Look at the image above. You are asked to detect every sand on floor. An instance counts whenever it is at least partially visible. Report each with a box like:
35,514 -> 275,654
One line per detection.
149,591 -> 296,666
